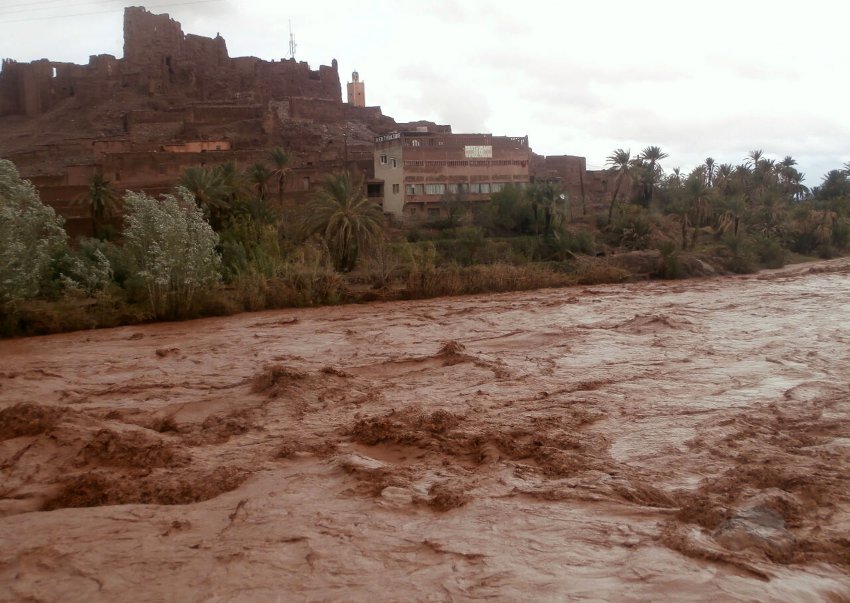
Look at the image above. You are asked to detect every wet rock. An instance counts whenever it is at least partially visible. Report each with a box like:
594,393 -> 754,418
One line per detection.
714,506 -> 796,561
338,453 -> 386,473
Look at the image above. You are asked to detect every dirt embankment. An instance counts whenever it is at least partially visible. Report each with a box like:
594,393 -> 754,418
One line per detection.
1,258 -> 850,601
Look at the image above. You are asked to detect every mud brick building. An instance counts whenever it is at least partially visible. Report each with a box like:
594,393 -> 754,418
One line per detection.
0,7 -> 399,236
374,129 -> 532,220
0,7 -> 599,233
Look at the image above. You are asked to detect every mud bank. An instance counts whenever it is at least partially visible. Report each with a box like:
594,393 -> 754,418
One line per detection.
1,259 -> 850,602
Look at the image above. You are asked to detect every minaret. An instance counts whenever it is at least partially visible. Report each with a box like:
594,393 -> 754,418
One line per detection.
347,70 -> 365,107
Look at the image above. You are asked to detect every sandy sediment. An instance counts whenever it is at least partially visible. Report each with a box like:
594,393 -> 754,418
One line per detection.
1,258 -> 850,601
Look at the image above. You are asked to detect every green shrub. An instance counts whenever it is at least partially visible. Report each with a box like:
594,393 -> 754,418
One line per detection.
723,234 -> 757,274
832,219 -> 850,250
657,241 -> 681,279
752,235 -> 786,269
608,205 -> 654,250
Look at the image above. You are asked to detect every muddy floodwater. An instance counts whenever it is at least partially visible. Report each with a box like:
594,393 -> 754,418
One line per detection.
2,259 -> 850,602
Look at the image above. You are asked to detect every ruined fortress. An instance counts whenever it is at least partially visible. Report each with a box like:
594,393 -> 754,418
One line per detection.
0,7 -> 364,121
0,6 -> 609,233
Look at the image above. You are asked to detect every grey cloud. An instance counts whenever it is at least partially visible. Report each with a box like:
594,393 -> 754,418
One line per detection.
476,51 -> 688,86
707,53 -> 802,81
394,63 -> 492,132
167,0 -> 236,19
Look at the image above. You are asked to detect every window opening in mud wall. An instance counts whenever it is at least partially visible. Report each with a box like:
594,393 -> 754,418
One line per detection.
303,176 -> 310,190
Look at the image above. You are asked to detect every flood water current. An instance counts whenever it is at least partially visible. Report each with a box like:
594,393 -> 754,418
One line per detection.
1,258 -> 849,601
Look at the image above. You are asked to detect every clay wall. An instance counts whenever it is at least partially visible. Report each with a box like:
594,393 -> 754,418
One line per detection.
254,60 -> 341,103
288,97 -> 345,122
188,105 -> 263,124
344,105 -> 394,128
123,7 -> 184,68
584,169 -> 634,212
126,109 -> 190,124
93,140 -> 134,157
530,154 -> 589,210
66,164 -> 98,186
161,141 -> 230,153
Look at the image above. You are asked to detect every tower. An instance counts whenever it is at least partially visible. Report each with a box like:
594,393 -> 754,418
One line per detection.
287,20 -> 297,60
347,70 -> 365,107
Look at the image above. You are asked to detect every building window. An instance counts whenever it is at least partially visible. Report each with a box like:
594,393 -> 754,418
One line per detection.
115,172 -> 121,182
303,177 -> 310,190
424,183 -> 446,195
391,158 -> 397,168
380,154 -> 388,165
392,183 -> 400,194
470,183 -> 491,194
491,182 -> 505,193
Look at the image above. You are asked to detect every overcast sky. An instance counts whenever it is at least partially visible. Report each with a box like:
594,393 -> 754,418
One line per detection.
1,0 -> 848,185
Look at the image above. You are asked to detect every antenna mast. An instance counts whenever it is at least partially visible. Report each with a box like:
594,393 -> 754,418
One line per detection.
288,20 -> 297,60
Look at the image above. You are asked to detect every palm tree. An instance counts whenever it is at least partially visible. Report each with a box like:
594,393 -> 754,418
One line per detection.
717,195 -> 747,237
215,161 -> 251,205
83,172 -> 119,237
305,172 -> 385,272
606,148 -> 631,224
704,157 -> 716,187
790,172 -> 809,201
248,163 -> 272,201
685,173 -> 712,231
178,166 -> 230,229
668,167 -> 683,188
815,170 -> 850,200
269,147 -> 292,204
776,156 -> 799,197
715,163 -> 733,197
638,145 -> 669,206
747,149 -> 764,171
526,180 -> 563,236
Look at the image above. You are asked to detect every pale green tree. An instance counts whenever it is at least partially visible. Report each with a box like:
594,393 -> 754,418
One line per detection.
123,188 -> 221,318
0,160 -> 68,302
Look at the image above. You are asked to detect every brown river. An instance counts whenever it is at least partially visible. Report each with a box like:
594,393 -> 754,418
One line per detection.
1,258 -> 850,602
